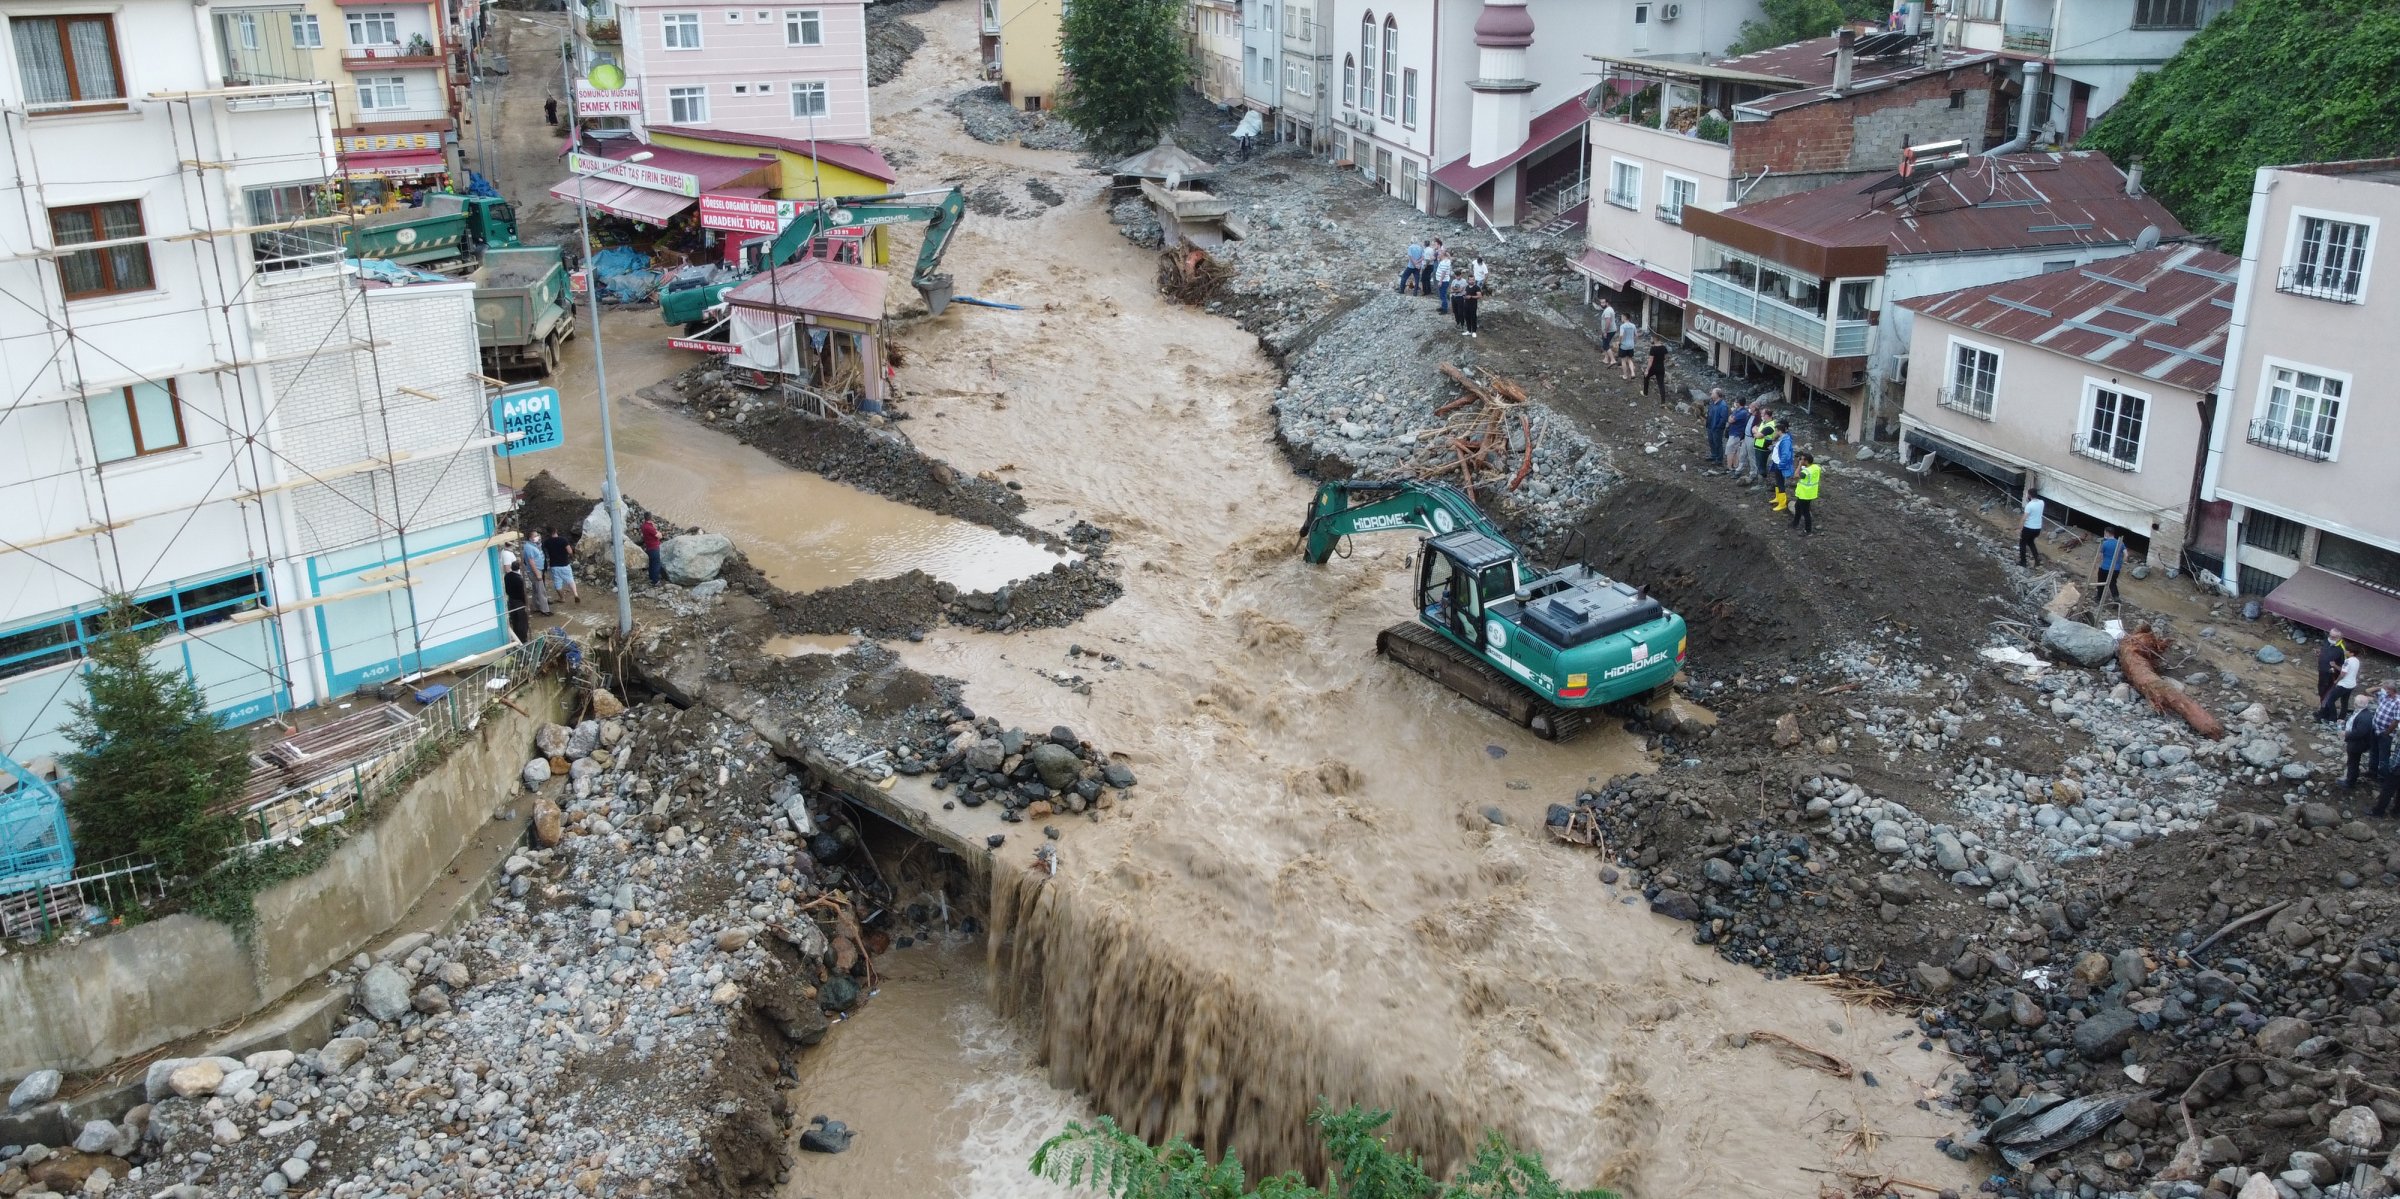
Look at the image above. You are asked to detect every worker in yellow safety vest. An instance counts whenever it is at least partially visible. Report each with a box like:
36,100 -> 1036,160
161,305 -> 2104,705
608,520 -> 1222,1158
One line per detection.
1748,414 -> 1776,488
1789,452 -> 1822,536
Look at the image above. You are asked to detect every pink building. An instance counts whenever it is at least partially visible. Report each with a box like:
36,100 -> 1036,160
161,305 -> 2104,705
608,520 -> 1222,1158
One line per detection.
613,0 -> 870,145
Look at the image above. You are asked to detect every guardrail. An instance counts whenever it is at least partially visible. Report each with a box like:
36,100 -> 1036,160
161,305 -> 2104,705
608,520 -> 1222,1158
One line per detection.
2245,416 -> 2335,462
0,854 -> 164,940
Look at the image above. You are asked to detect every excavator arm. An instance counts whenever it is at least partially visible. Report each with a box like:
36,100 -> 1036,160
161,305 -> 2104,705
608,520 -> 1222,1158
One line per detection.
1299,479 -> 1507,565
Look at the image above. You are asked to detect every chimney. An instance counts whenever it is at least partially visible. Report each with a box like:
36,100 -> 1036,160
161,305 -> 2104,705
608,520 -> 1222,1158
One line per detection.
1923,7 -> 1943,66
2125,157 -> 2146,197
1831,28 -> 1854,94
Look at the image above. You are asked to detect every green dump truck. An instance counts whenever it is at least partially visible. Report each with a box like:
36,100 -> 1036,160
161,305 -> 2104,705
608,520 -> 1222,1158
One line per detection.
469,246 -> 575,376
345,194 -> 521,270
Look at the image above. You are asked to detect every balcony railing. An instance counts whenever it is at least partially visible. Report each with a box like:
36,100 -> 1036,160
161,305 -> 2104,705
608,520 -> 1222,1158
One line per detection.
2277,264 -> 2363,304
1605,188 -> 1639,211
2002,23 -> 2053,53
2247,416 -> 2336,462
1832,320 -> 1869,356
2069,430 -> 2139,472
1936,384 -> 1995,420
1691,273 -> 1866,355
1655,203 -> 1682,226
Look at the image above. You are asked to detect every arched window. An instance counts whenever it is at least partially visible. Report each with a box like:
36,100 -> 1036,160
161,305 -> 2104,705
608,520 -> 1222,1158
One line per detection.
1342,53 -> 1355,108
1380,17 -> 1398,121
1359,13 -> 1375,114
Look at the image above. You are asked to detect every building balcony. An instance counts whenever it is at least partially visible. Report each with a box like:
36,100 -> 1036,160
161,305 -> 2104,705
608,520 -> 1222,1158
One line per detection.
1690,273 -> 1868,356
343,50 -> 443,71
1936,385 -> 1995,421
2246,417 -> 2336,462
2276,264 -> 2364,305
586,19 -> 622,43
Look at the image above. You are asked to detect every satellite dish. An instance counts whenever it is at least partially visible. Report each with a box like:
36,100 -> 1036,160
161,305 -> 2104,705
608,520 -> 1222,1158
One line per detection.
2133,225 -> 2161,251
1580,81 -> 1608,112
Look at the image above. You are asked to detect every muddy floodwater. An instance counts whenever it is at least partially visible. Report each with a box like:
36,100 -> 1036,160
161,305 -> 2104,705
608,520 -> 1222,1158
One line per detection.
528,307 -> 1067,594
778,945 -> 1090,1199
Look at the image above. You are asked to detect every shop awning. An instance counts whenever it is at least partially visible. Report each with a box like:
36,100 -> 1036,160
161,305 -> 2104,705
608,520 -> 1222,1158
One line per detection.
1631,269 -> 1687,304
2262,568 -> 2400,658
1571,248 -> 1638,289
546,177 -> 694,226
342,149 -> 447,180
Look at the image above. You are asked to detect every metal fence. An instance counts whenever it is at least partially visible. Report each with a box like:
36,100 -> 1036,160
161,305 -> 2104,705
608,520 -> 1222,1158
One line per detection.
0,854 -> 166,941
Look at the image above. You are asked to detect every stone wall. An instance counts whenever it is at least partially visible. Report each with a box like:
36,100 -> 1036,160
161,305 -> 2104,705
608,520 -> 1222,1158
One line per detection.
0,677 -> 567,1080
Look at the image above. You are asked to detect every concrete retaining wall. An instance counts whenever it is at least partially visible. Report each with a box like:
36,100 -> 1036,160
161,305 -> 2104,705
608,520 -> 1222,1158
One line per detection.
0,678 -> 566,1080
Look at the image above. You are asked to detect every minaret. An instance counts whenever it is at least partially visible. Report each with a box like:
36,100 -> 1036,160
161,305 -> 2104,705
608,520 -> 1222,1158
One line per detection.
1467,0 -> 1537,225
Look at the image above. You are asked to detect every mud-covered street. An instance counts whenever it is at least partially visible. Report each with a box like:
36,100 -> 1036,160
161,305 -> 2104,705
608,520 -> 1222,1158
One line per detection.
471,4 -> 2400,1199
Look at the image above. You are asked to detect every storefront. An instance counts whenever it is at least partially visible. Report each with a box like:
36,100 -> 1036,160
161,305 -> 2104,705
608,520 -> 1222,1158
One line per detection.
696,191 -> 870,267
336,125 -> 453,209
544,141 -> 780,230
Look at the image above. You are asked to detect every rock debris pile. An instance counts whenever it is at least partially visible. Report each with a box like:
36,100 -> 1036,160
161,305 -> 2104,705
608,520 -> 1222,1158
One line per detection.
946,86 -> 1084,152
30,699 -> 905,1199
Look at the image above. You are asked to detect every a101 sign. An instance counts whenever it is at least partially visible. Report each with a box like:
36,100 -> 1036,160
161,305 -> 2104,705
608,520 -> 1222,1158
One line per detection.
494,387 -> 563,457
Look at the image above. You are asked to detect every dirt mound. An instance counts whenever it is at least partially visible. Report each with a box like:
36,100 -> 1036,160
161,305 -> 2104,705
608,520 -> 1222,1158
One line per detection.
515,470 -> 600,541
775,571 -> 946,638
864,0 -> 937,85
1573,476 -> 2011,673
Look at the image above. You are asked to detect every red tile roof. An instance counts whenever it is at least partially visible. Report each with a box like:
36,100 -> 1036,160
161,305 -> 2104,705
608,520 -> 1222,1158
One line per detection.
1431,95 -> 1592,197
1897,244 -> 2237,393
1717,151 -> 2185,258
647,126 -> 899,184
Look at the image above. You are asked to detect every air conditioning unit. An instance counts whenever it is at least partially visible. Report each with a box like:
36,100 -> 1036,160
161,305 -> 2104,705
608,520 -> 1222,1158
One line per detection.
1359,118 -> 1374,134
1658,3 -> 1680,19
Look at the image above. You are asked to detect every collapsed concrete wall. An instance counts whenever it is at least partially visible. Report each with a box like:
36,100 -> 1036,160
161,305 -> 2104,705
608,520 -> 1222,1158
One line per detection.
0,677 -> 568,1079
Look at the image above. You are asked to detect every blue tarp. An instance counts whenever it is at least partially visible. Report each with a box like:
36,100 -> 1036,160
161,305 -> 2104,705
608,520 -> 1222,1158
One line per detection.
591,245 -> 661,303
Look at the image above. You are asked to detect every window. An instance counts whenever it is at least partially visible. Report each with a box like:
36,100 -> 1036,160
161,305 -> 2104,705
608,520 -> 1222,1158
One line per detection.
2042,260 -> 2076,273
1285,59 -> 1311,97
345,10 -> 398,45
2281,213 -> 2371,303
1942,339 -> 2000,419
1606,159 -> 1640,210
2241,510 -> 2304,558
233,13 -> 260,50
1948,89 -> 1966,109
0,571 -> 267,683
1399,158 -> 1421,207
784,8 -> 821,45
1659,172 -> 1696,223
1342,54 -> 1354,108
87,381 -> 185,463
2250,362 -> 2344,460
357,74 -> 408,110
290,13 -> 322,47
790,80 -> 827,117
1261,4 -> 1273,34
668,84 -> 708,122
1378,17 -> 1395,121
662,11 -> 702,48
2077,383 -> 2146,470
1358,13 -> 1374,114
49,200 -> 151,299
11,15 -> 126,110
2132,0 -> 2201,29
1633,2 -> 1650,22
1400,67 -> 1416,127
247,182 -> 339,267
2317,533 -> 2400,593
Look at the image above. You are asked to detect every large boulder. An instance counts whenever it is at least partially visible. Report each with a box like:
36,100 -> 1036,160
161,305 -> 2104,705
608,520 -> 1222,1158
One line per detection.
2041,618 -> 2119,667
660,533 -> 735,585
356,963 -> 413,1022
1026,743 -> 1081,790
9,1067 -> 61,1111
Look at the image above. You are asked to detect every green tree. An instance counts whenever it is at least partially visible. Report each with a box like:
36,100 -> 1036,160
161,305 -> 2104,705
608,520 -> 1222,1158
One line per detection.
2082,0 -> 2400,250
1029,1103 -> 1615,1199
1056,0 -> 1191,153
1725,0 -> 1890,56
58,601 -> 247,874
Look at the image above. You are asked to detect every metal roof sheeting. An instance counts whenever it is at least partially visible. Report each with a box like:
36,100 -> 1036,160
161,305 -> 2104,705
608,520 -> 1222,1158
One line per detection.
1897,244 -> 2238,393
1716,151 -> 2185,259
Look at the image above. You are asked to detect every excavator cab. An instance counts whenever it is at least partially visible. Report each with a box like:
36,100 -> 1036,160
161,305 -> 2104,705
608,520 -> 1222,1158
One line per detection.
1417,530 -> 1521,651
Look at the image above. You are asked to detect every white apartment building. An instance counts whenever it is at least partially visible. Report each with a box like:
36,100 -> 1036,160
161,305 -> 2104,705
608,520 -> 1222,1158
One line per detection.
1900,0 -> 2229,144
0,0 -> 508,779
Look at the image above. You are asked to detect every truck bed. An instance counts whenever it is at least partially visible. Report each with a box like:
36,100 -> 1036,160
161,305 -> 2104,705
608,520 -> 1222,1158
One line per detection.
474,256 -> 559,288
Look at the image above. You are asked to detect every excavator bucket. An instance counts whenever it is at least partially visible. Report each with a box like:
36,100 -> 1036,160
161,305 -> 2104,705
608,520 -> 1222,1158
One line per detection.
918,273 -> 954,317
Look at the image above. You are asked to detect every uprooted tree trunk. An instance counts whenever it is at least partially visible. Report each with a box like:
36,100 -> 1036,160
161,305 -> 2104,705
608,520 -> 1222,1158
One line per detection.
2119,627 -> 2226,739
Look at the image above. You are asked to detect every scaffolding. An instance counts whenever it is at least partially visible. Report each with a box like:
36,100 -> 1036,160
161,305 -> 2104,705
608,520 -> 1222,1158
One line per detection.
0,62 -> 515,898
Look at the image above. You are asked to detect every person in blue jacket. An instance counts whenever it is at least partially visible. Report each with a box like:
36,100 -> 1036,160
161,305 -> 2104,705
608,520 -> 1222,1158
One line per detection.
1769,424 -> 1797,508
1704,388 -> 1730,463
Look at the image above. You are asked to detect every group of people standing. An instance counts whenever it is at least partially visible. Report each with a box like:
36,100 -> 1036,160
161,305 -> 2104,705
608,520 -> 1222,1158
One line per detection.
497,516 -> 670,643
1702,389 -> 1822,535
1595,300 -> 1671,398
1398,238 -> 1489,336
2326,630 -> 2400,814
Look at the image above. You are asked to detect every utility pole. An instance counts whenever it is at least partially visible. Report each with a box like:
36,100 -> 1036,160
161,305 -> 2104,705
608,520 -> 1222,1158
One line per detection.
563,18 -> 637,641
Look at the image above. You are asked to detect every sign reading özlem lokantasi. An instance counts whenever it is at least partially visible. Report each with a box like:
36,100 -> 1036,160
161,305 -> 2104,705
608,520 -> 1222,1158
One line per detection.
493,387 -> 563,457
574,82 -> 641,116
563,152 -> 701,198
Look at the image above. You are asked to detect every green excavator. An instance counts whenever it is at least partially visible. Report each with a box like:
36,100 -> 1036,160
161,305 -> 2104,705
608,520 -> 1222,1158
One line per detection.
1301,480 -> 1686,740
659,186 -> 968,328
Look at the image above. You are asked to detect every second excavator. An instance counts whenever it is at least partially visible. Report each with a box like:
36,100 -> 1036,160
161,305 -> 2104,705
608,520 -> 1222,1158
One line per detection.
1300,479 -> 1686,740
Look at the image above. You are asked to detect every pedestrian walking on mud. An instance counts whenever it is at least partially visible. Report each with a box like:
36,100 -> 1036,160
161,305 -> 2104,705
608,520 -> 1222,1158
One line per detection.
521,530 -> 552,615
2016,491 -> 2047,568
2093,527 -> 2126,603
542,526 -> 582,605
1705,388 -> 1730,463
640,517 -> 665,585
1398,239 -> 1424,294
545,95 -> 559,126
1641,333 -> 1670,398
1455,276 -> 1482,336
1789,452 -> 1821,535
2319,629 -> 2352,699
1616,318 -> 1640,380
504,561 -> 532,644
1598,300 -> 1620,366
2320,645 -> 2362,722
1722,399 -> 1753,474
1433,251 -> 1455,314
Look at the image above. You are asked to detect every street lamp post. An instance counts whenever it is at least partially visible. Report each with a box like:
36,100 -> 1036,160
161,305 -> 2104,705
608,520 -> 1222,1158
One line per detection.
568,150 -> 652,641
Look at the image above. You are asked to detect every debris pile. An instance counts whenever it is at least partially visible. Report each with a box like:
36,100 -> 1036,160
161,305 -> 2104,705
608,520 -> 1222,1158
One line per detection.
946,86 -> 1084,152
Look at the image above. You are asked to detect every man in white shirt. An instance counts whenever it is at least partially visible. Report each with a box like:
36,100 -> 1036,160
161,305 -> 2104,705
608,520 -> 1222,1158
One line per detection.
2017,492 -> 2047,568
2321,648 -> 2363,722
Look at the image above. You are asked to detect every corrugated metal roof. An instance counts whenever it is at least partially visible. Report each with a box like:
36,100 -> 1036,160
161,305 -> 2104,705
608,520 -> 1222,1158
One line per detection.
1717,35 -> 1983,88
724,257 -> 890,324
1897,243 -> 2238,392
1715,151 -> 2185,258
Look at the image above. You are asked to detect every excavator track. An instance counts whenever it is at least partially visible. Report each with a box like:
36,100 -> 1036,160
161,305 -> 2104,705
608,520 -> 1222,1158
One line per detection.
1375,622 -> 1594,742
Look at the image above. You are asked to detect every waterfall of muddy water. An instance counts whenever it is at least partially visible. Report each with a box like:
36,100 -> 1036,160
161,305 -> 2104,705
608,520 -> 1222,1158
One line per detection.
530,307 -> 1068,593
777,943 -> 1091,1199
